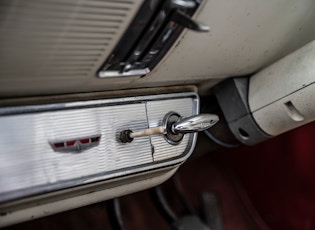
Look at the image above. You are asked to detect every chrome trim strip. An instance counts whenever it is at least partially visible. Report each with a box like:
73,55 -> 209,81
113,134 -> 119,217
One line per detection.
0,92 -> 197,115
98,68 -> 150,78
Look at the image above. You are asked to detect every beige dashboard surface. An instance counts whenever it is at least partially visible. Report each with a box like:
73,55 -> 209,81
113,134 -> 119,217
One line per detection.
1,0 -> 315,97
147,0 -> 315,83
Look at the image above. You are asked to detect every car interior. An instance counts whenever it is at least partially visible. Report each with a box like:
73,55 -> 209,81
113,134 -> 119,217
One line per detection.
1,0 -> 315,229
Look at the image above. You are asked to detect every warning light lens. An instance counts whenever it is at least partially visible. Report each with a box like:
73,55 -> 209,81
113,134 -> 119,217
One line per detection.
53,142 -> 64,148
66,140 -> 76,146
79,138 -> 89,144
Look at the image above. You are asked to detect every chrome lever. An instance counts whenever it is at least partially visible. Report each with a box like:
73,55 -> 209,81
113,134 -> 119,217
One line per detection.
170,0 -> 196,9
171,10 -> 210,32
120,112 -> 218,145
172,114 -> 219,134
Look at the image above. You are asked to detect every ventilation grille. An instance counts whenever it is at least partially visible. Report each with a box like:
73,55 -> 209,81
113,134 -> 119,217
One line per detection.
0,0 -> 142,84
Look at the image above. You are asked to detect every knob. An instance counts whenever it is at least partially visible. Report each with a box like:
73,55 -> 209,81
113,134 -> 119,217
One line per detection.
120,112 -> 219,145
171,10 -> 210,32
172,114 -> 219,133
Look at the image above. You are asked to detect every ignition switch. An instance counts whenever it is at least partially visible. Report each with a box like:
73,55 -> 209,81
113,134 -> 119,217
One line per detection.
120,112 -> 219,145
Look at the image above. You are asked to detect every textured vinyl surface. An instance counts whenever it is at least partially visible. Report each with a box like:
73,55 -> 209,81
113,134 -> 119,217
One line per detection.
0,93 -> 198,203
0,0 -> 143,92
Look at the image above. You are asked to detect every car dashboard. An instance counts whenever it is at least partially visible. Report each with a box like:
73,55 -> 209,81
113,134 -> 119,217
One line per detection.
1,0 -> 315,228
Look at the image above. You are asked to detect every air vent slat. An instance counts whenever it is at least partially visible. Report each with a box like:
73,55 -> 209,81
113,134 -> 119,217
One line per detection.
0,0 -> 143,90
0,0 -> 134,9
0,63 -> 97,71
1,14 -> 124,24
0,48 -> 106,55
1,26 -> 117,35
81,1 -> 132,10
0,71 -> 91,77
0,62 -> 95,67
0,34 -> 113,41
0,13 -> 121,29
0,4 -> 128,16
0,69 -> 92,74
1,16 -> 122,26
85,0 -> 134,4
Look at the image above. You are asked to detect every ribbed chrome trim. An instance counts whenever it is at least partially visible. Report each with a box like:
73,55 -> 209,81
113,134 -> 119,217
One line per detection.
0,92 -> 199,203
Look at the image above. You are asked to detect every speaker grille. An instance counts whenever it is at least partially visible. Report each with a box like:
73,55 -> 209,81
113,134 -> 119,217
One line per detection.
0,0 -> 142,85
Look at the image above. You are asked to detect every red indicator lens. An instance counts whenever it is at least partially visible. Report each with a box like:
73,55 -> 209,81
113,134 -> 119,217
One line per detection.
50,135 -> 101,153
79,138 -> 89,144
66,140 -> 76,146
53,142 -> 64,148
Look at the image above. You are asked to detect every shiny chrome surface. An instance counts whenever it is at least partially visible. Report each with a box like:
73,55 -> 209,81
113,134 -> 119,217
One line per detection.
170,0 -> 196,9
120,112 -> 218,143
146,97 -> 198,161
98,68 -> 150,78
98,0 -> 207,78
162,112 -> 184,145
0,93 -> 198,203
172,114 -> 219,133
172,10 -> 210,32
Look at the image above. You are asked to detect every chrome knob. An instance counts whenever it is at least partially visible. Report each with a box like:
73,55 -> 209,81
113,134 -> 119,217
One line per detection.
171,10 -> 210,32
120,112 -> 219,145
172,114 -> 219,134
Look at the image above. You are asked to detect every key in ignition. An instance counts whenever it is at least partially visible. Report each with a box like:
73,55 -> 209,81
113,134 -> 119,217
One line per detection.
120,112 -> 219,145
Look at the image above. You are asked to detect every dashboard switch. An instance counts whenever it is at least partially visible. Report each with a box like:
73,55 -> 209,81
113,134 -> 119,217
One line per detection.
120,112 -> 218,145
171,10 -> 210,32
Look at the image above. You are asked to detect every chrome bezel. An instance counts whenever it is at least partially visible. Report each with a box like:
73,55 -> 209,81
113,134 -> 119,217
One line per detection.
0,92 -> 199,203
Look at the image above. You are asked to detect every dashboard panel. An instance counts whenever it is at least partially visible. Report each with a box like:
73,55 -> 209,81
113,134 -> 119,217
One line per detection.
1,0 -> 315,97
1,0 -> 315,227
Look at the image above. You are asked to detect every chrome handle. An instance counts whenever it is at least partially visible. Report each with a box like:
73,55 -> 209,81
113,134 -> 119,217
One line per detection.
170,0 -> 196,9
120,112 -> 219,144
172,114 -> 219,134
171,10 -> 210,32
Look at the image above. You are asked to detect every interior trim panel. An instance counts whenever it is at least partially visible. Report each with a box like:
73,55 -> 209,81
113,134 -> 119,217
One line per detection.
0,92 -> 199,204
